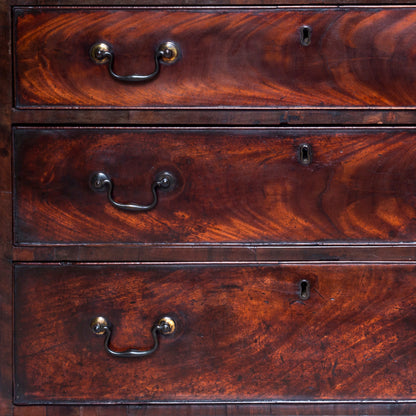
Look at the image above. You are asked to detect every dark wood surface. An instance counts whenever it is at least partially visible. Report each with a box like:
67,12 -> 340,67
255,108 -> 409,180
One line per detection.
9,0 -> 416,4
14,127 -> 416,245
14,263 -> 416,403
12,244 -> 416,263
9,108 -> 416,126
14,7 -> 416,109
3,0 -> 416,414
0,0 -> 13,415
10,403 -> 416,416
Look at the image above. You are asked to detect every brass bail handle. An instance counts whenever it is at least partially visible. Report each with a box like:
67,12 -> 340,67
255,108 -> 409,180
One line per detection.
89,41 -> 180,82
89,171 -> 175,212
90,316 -> 176,358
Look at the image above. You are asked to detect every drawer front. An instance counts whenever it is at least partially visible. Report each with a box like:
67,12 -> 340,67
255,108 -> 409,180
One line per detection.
14,263 -> 416,403
14,7 -> 416,108
13,127 -> 416,244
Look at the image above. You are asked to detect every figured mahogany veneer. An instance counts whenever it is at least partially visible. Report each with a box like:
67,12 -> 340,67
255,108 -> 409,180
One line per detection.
14,7 -> 416,108
13,127 -> 416,244
14,263 -> 416,403
4,0 -> 416,414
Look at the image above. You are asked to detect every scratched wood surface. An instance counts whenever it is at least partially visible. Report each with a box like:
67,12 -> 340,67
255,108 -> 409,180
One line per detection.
14,263 -> 416,403
13,127 -> 416,244
14,7 -> 416,108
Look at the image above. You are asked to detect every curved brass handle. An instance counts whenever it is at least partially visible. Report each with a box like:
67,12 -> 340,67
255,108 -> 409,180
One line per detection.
90,171 -> 174,212
89,41 -> 180,82
91,316 -> 176,358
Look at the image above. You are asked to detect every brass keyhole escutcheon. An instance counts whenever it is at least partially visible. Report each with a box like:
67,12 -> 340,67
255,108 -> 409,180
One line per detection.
299,143 -> 312,165
300,26 -> 312,46
299,280 -> 311,300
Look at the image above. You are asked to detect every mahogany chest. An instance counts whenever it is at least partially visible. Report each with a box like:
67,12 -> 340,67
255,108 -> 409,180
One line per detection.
1,1 -> 416,415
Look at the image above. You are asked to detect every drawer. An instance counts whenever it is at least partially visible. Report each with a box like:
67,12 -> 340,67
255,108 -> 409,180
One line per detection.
13,127 -> 416,245
14,7 -> 416,108
14,263 -> 416,403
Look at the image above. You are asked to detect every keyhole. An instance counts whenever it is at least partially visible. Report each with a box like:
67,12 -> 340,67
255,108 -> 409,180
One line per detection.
299,280 -> 310,300
300,26 -> 312,46
299,143 -> 312,165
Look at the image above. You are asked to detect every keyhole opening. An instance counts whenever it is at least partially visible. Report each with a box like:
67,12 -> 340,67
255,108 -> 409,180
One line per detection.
300,26 -> 312,46
299,280 -> 310,300
299,143 -> 312,165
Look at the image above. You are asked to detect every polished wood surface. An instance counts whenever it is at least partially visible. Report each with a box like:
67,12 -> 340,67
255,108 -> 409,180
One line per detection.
14,127 -> 416,244
9,108 -> 416,126
3,0 -> 416,413
10,403 -> 416,416
10,0 -> 416,4
14,7 -> 416,108
14,263 -> 416,403
0,1 -> 13,415
12,244 -> 416,263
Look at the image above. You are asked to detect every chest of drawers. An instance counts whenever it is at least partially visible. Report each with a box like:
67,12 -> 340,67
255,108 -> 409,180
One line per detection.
1,1 -> 416,415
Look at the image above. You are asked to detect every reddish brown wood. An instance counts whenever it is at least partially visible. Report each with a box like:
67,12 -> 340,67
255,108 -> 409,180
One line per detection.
11,403 -> 416,416
13,409 -> 47,416
13,127 -> 416,244
10,108 -> 416,126
10,244 -> 416,263
14,263 -> 416,403
0,0 -> 13,415
4,0 -> 416,414
14,7 -> 416,109
9,0 -> 416,4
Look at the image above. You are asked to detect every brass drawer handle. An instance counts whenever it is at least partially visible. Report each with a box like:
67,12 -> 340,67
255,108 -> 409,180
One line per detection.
89,41 -> 180,82
90,171 -> 174,212
90,316 -> 176,358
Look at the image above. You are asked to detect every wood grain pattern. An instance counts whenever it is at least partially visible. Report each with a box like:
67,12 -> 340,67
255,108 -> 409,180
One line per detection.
11,403 -> 416,416
13,127 -> 416,244
0,0 -> 13,415
10,108 -> 416,126
14,7 -> 416,108
6,0 -> 416,414
13,244 -> 416,263
10,0 -> 416,5
14,263 -> 416,403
